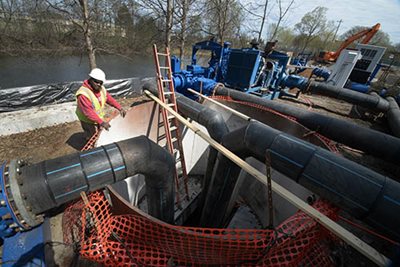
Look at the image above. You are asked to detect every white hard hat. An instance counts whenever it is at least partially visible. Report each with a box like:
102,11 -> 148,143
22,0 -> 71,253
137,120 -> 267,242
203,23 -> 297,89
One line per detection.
88,68 -> 106,83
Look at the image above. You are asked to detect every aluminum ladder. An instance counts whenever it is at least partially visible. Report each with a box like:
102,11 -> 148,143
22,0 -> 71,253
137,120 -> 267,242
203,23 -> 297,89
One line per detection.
153,44 -> 189,203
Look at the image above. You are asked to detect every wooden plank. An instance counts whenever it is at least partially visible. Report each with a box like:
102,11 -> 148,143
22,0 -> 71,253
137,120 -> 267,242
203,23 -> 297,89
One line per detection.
144,90 -> 389,266
188,89 -> 251,121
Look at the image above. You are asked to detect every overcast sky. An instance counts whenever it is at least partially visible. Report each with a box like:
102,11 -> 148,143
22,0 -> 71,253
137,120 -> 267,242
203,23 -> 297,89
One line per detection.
277,0 -> 400,44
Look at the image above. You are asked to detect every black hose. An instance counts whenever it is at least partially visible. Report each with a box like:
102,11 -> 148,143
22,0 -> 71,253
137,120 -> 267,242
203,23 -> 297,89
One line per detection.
143,82 -> 230,214
214,86 -> 400,166
175,94 -> 229,215
200,120 -> 400,240
387,97 -> 400,138
18,136 -> 175,224
307,81 -> 390,112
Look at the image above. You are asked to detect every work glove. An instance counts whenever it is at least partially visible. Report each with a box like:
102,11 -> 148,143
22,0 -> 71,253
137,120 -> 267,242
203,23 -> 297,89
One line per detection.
119,108 -> 127,118
100,121 -> 111,131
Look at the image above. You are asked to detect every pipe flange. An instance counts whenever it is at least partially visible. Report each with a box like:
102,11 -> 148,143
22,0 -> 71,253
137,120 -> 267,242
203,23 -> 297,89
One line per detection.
5,160 -> 44,230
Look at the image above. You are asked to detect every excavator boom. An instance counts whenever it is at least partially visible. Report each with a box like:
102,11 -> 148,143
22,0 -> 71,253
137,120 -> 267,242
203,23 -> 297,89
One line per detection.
321,23 -> 380,62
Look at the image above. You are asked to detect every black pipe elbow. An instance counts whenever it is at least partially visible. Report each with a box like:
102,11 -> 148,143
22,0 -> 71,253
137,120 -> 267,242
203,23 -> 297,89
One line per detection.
142,81 -> 158,95
387,97 -> 400,138
176,94 -> 229,141
199,126 -> 247,227
176,94 -> 229,216
308,81 -> 389,112
14,136 -> 175,228
117,137 -> 175,223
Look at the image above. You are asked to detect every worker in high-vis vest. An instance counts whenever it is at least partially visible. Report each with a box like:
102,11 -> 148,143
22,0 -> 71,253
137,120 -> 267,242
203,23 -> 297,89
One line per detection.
76,68 -> 126,140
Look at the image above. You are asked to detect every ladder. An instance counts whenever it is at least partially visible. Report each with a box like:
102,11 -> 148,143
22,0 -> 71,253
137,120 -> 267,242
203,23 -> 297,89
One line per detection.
153,44 -> 189,202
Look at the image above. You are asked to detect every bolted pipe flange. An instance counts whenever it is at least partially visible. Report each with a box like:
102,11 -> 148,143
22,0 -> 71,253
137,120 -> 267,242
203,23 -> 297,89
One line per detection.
1,160 -> 43,232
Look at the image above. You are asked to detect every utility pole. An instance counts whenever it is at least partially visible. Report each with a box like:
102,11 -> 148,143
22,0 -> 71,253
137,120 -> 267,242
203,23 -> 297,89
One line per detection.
332,19 -> 343,42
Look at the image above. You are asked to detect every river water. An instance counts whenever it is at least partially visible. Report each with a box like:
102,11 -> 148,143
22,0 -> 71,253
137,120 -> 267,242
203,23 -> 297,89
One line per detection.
0,54 -> 155,89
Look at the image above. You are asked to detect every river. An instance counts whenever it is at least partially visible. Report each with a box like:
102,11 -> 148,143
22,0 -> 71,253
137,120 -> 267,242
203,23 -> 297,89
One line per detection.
0,54 -> 155,89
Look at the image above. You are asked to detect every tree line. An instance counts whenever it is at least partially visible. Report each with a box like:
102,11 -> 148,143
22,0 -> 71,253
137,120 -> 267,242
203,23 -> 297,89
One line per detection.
0,0 -> 399,68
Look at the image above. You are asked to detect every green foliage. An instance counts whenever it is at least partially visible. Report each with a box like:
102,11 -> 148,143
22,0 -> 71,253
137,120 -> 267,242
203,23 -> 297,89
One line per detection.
395,43 -> 400,53
0,1 -> 396,61
294,6 -> 328,53
267,24 -> 295,51
116,4 -> 133,30
134,16 -> 161,50
294,7 -> 328,35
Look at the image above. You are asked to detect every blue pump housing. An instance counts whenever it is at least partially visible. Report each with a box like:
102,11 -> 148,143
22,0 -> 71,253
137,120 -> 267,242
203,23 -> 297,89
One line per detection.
171,40 -> 308,100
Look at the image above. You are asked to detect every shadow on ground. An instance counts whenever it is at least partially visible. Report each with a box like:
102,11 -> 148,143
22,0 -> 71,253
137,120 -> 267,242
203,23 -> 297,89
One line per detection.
66,132 -> 87,150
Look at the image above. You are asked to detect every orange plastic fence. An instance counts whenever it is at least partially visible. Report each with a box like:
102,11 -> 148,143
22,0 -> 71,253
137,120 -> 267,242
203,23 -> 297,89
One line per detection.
63,192 -> 339,266
65,97 -> 342,266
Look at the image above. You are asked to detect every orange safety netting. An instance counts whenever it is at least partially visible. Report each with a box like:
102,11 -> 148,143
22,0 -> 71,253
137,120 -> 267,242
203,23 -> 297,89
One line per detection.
63,191 -> 339,266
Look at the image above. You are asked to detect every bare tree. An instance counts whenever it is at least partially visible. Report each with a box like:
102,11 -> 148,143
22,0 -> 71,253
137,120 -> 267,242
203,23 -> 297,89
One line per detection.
80,0 -> 96,68
204,0 -> 243,44
294,6 -> 328,54
165,0 -> 173,47
135,0 -> 174,48
258,0 -> 269,42
46,0 -> 97,68
320,20 -> 340,49
175,0 -> 188,60
269,0 -> 295,41
0,1 -> 43,53
238,0 -> 270,42
174,0 -> 203,61
0,0 -> 64,55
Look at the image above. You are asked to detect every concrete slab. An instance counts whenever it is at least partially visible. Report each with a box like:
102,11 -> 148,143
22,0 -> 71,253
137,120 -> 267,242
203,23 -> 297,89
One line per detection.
0,102 -> 77,136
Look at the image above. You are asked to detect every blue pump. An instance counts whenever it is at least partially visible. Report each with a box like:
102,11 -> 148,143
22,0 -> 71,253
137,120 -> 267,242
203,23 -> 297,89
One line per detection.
170,40 -> 309,100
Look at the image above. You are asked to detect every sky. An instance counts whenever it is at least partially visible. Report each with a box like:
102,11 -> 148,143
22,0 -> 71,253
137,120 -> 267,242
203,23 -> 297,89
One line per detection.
278,0 -> 400,44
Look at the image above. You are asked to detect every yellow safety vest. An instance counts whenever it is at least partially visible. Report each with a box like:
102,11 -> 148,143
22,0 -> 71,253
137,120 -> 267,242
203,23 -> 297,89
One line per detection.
75,86 -> 107,124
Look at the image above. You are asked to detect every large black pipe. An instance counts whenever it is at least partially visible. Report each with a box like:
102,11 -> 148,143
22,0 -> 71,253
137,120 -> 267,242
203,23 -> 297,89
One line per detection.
143,82 -> 230,213
175,94 -> 229,212
16,136 -> 175,225
200,121 -> 400,240
306,81 -> 390,112
387,97 -> 400,138
214,86 -> 400,166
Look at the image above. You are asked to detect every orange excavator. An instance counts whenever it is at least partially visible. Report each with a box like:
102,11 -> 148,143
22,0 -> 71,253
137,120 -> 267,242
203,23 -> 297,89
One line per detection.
319,23 -> 381,62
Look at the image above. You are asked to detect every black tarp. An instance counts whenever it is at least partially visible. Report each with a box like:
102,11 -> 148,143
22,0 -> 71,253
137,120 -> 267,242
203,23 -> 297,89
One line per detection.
0,77 -> 154,113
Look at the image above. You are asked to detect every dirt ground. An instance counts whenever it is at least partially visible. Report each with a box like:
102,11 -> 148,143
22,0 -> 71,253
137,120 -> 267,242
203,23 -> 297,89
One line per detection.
0,96 -> 146,164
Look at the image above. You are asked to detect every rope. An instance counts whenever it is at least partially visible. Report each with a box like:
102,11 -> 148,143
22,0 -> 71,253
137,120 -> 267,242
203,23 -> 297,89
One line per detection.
339,215 -> 399,246
210,95 -> 338,153
300,95 -> 314,110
